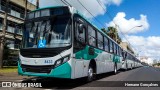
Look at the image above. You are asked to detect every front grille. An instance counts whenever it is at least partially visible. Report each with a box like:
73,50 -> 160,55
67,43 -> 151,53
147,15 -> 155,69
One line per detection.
20,49 -> 59,58
21,64 -> 54,73
20,46 -> 71,58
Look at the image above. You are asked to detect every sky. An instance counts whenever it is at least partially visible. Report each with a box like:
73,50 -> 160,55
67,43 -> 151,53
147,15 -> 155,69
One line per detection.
28,0 -> 160,61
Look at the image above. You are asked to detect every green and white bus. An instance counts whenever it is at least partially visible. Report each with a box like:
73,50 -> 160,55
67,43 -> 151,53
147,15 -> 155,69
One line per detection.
18,6 -> 123,81
121,50 -> 142,70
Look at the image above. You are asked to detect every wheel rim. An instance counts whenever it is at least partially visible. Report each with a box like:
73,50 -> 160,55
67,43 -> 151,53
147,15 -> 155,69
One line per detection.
114,65 -> 117,73
88,67 -> 93,80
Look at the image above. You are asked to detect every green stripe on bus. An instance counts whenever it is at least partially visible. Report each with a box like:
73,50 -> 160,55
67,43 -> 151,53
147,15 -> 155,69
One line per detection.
113,55 -> 121,63
18,61 -> 71,79
52,62 -> 71,78
75,45 -> 121,63
75,45 -> 102,60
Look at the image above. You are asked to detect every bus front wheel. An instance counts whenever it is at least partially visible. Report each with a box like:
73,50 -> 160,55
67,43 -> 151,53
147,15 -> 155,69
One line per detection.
87,65 -> 95,82
114,63 -> 117,74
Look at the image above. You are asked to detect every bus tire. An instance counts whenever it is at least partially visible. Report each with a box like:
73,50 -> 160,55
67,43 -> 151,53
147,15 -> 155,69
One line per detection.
114,63 -> 117,74
87,65 -> 94,82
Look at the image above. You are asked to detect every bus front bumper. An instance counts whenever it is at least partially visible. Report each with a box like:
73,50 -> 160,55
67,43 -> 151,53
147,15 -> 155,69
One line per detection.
18,61 -> 71,79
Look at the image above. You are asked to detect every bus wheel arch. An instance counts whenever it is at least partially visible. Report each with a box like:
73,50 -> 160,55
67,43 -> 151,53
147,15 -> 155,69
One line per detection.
89,60 -> 97,74
87,59 -> 97,82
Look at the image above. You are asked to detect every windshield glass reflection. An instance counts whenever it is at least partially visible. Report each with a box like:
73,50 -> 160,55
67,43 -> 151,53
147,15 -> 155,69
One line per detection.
23,16 -> 71,48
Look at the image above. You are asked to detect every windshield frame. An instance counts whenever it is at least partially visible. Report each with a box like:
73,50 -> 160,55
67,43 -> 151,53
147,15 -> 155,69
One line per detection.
22,15 -> 72,49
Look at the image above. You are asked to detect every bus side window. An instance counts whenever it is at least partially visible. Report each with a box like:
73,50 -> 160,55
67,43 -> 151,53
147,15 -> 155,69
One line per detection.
112,43 -> 114,53
113,43 -> 116,54
97,32 -> 104,50
104,37 -> 109,52
115,44 -> 117,54
88,26 -> 96,47
119,47 -> 121,56
120,48 -> 122,56
127,53 -> 129,59
109,40 -> 113,53
117,46 -> 119,55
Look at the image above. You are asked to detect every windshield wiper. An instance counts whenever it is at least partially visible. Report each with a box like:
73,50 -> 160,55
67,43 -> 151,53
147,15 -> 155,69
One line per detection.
43,21 -> 47,38
33,23 -> 39,45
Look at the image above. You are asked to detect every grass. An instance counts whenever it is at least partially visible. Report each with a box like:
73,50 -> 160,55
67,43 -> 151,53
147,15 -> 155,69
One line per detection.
0,66 -> 17,73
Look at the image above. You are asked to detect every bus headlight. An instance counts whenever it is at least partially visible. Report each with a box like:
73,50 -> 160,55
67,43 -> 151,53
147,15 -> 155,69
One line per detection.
54,55 -> 70,67
63,56 -> 70,63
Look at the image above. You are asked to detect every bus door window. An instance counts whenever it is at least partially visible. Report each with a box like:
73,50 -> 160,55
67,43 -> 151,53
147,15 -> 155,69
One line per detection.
76,21 -> 86,43
73,17 -> 86,52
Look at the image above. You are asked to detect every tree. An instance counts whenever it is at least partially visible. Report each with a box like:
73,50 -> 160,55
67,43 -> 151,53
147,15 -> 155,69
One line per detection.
101,26 -> 121,44
117,35 -> 122,44
3,43 -> 10,60
101,28 -> 107,35
36,0 -> 39,9
0,0 -> 9,68
107,27 -> 117,41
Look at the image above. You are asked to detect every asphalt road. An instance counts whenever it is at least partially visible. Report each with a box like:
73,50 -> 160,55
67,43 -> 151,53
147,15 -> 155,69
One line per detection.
0,66 -> 160,90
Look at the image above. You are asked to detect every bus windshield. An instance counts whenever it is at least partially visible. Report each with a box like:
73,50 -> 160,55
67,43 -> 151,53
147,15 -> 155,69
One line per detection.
23,16 -> 71,48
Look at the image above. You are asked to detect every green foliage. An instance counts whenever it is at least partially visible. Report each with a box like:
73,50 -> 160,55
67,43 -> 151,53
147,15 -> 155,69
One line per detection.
101,28 -> 108,35
108,27 -> 117,41
101,27 -> 122,44
153,63 -> 160,66
0,66 -> 17,73
2,43 -> 17,66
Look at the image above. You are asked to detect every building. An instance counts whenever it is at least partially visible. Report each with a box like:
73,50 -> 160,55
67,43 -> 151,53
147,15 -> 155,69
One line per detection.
0,0 -> 36,60
120,42 -> 135,54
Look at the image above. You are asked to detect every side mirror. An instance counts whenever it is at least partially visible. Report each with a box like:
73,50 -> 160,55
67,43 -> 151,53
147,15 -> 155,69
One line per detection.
78,24 -> 84,34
